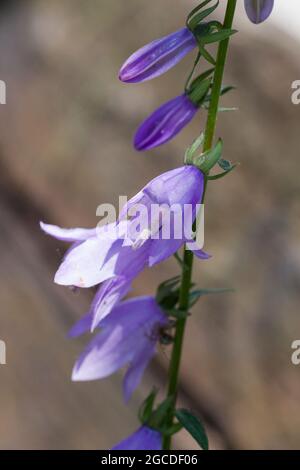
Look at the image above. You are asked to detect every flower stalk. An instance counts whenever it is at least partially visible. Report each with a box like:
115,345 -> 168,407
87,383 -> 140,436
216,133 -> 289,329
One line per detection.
163,0 -> 237,450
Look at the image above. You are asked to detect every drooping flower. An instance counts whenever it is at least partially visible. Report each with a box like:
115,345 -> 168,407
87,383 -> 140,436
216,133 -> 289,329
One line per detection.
119,165 -> 207,266
244,0 -> 274,24
119,27 -> 197,83
112,425 -> 162,450
134,94 -> 198,151
71,296 -> 168,401
41,165 -> 209,330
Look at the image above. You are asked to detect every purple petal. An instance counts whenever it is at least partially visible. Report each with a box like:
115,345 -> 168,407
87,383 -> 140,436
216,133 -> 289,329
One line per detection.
145,165 -> 203,206
90,276 -> 132,331
134,94 -> 198,151
55,237 -> 123,288
72,297 -> 166,387
40,221 -> 96,242
112,426 -> 162,450
244,0 -> 274,24
148,238 -> 183,267
119,27 -> 196,83
123,342 -> 156,402
72,325 -> 136,381
186,241 -> 212,260
68,312 -> 93,338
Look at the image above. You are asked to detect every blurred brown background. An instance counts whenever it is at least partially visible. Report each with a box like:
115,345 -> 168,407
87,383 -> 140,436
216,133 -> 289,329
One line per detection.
0,0 -> 299,450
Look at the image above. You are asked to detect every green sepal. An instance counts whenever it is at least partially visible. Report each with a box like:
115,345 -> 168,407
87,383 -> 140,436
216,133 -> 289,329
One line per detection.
162,422 -> 183,437
193,138 -> 223,173
197,43 -> 216,65
138,389 -> 158,424
175,409 -> 209,450
156,276 -> 180,310
186,0 -> 218,31
199,28 -> 237,45
189,287 -> 235,307
184,133 -> 205,164
187,77 -> 212,107
164,308 -> 189,320
148,397 -> 175,430
208,158 -> 238,180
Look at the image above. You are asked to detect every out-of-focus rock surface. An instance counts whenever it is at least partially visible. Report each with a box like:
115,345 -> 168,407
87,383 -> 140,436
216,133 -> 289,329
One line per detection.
0,0 -> 299,449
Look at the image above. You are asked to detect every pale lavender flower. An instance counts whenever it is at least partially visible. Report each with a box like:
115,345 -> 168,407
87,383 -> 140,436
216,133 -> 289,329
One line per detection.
112,425 -> 162,450
40,165 -> 209,329
71,296 -> 168,401
244,0 -> 274,24
119,27 -> 196,83
134,94 -> 198,151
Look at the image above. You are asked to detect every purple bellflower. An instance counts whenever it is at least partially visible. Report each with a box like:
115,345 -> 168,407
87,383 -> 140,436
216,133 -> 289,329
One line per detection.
40,165 -> 209,330
112,425 -> 162,450
71,296 -> 168,401
244,0 -> 274,24
119,27 -> 197,83
134,94 -> 198,151
119,165 -> 208,266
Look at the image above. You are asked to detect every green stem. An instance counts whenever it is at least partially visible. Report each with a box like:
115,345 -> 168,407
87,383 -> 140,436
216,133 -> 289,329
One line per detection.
162,0 -> 237,450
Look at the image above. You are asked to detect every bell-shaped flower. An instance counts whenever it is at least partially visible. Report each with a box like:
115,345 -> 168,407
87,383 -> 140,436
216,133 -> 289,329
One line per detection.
244,0 -> 274,24
134,94 -> 198,151
71,296 -> 168,401
41,165 -> 209,330
119,27 -> 197,83
119,165 -> 206,266
112,425 -> 162,450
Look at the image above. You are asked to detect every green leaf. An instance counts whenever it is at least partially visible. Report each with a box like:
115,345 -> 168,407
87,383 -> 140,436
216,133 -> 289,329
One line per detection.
201,28 -> 237,45
189,287 -> 235,307
175,409 -> 209,450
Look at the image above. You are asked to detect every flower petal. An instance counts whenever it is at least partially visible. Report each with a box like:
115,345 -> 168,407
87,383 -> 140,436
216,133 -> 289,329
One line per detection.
123,342 -> 156,402
90,276 -> 132,331
119,27 -> 196,83
40,221 -> 96,242
244,0 -> 274,24
54,237 -> 122,288
112,426 -> 162,450
134,94 -> 198,151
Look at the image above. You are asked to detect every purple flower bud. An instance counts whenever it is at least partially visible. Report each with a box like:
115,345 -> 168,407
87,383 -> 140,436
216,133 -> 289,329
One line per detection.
119,27 -> 197,83
71,296 -> 168,401
112,425 -> 162,450
244,0 -> 274,24
134,94 -> 198,151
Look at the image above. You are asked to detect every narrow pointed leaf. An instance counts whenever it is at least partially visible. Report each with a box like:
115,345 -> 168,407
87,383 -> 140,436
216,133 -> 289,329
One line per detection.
189,287 -> 235,306
175,409 -> 209,450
